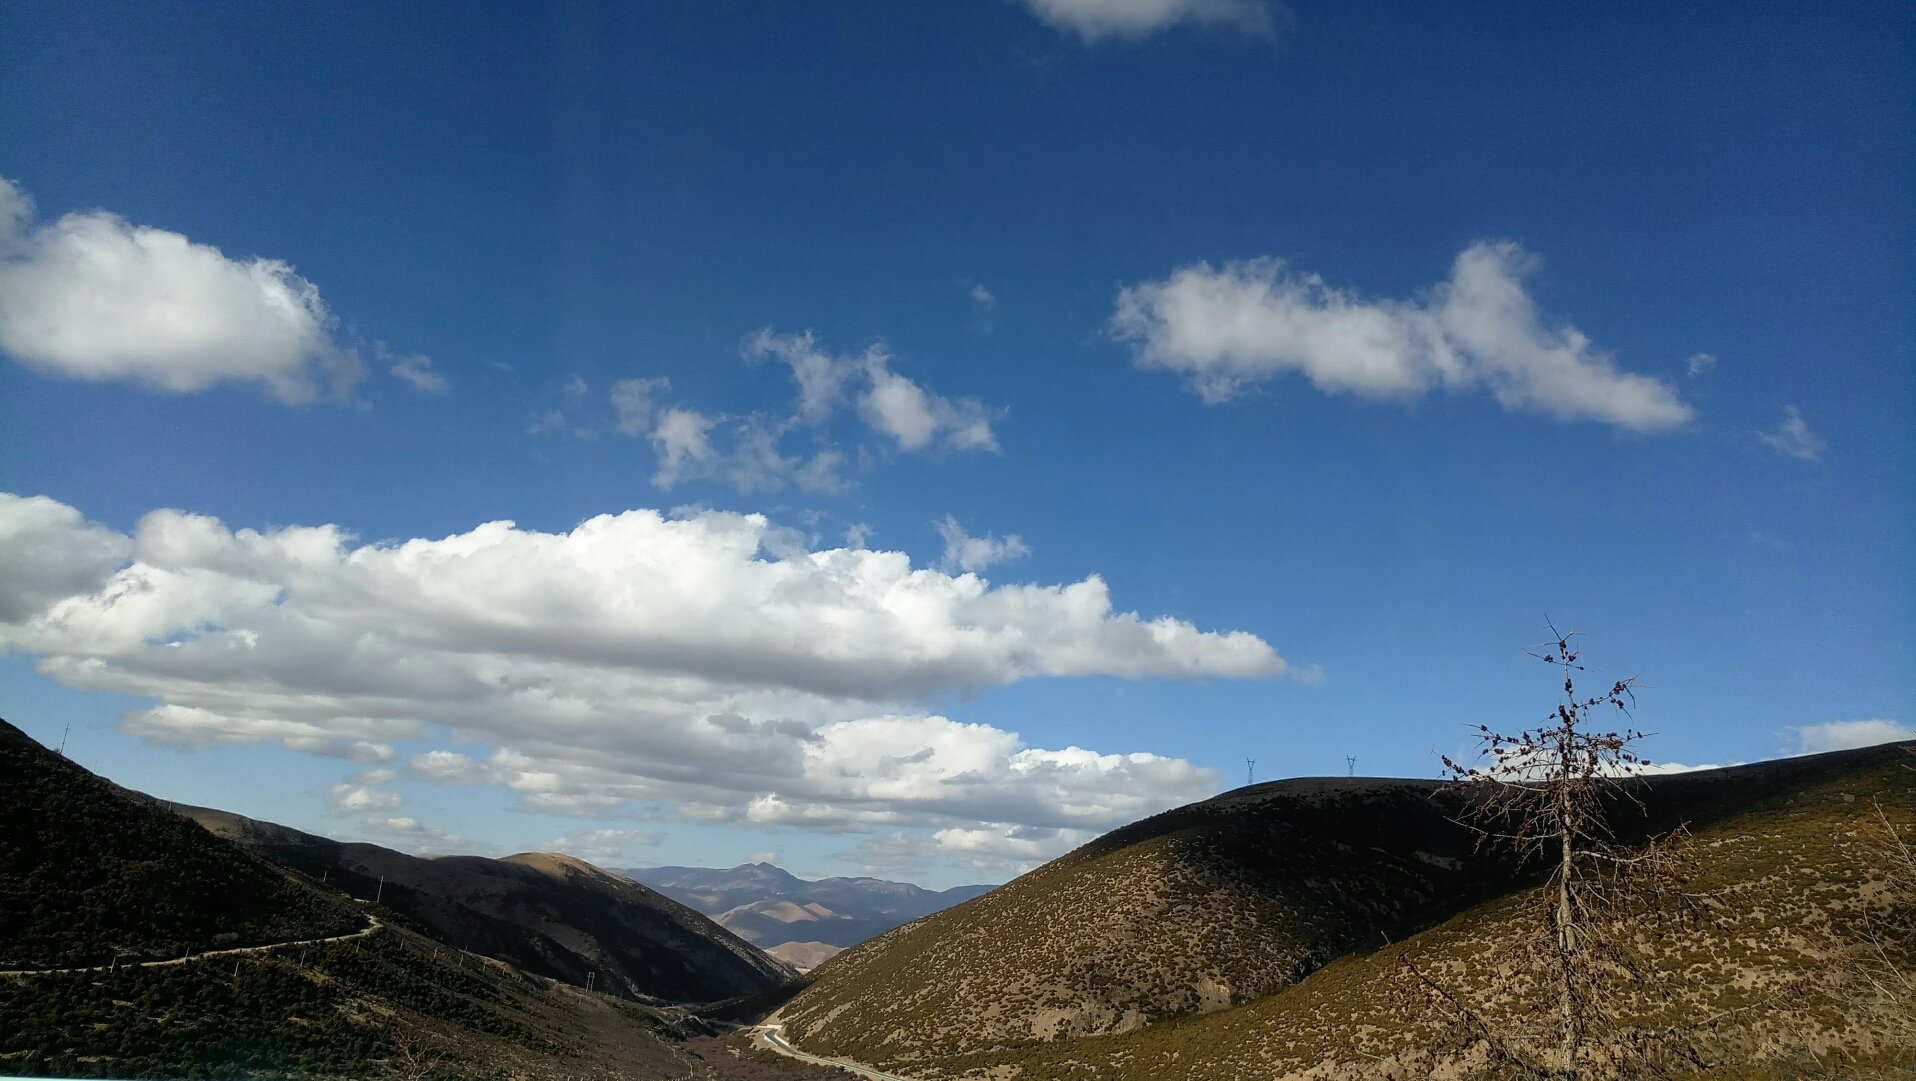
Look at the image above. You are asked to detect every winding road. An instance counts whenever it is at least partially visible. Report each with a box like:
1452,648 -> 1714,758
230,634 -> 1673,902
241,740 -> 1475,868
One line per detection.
750,1018 -> 918,1081
0,913 -> 383,977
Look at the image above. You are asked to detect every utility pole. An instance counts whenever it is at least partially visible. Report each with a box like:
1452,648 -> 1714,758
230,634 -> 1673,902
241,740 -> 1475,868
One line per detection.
57,722 -> 70,757
1246,758 -> 1255,786
1346,755 -> 1357,777
586,971 -> 596,993
375,875 -> 385,905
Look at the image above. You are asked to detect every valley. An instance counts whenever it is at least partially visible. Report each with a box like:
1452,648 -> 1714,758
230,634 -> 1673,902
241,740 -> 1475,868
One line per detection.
5,714 -> 1911,1080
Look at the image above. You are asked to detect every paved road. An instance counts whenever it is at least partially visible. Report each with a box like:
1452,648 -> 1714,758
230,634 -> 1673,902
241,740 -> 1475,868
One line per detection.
0,914 -> 383,977
750,1020 -> 918,1081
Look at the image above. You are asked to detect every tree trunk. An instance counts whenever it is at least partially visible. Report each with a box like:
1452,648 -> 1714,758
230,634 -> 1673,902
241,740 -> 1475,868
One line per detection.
1557,782 -> 1578,1076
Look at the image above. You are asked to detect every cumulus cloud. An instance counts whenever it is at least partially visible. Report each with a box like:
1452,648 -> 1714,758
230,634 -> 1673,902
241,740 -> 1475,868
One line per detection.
936,516 -> 1031,574
1791,720 -> 1913,755
0,492 -> 1283,853
1111,241 -> 1694,432
1023,0 -> 1281,41
1686,352 -> 1716,378
1759,405 -> 1825,461
0,177 -> 366,403
0,493 -> 132,622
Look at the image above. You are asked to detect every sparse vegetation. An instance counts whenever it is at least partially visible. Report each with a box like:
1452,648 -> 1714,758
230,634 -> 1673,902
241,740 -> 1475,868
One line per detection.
1411,628 -> 1705,1078
0,723 -> 362,970
776,741 -> 1914,1080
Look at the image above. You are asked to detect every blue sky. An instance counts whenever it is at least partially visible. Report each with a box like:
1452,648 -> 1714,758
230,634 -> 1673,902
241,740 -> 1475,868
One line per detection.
1,0 -> 1910,888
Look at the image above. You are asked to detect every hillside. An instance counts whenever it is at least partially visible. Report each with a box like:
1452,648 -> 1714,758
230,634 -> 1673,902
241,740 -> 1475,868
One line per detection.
626,862 -> 995,955
0,719 -> 365,970
0,717 -> 739,1079
775,744 -> 1916,1078
179,804 -> 793,1003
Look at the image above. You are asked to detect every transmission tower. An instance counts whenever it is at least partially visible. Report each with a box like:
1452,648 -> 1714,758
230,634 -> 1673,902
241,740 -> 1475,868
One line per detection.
1345,755 -> 1357,777
1245,758 -> 1255,786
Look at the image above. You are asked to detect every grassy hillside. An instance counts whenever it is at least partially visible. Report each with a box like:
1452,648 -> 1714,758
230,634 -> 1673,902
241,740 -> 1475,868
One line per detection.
181,806 -> 792,1003
930,744 -> 1916,1080
777,744 -> 1916,1079
0,718 -> 833,1080
776,777 -> 1514,1065
0,719 -> 363,969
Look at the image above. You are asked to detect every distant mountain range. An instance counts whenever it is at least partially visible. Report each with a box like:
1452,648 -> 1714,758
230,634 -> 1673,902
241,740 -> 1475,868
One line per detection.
622,862 -> 995,970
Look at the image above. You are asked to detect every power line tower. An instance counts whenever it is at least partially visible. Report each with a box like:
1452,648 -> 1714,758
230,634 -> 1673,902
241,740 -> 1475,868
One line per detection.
1345,755 -> 1357,777
1245,758 -> 1255,786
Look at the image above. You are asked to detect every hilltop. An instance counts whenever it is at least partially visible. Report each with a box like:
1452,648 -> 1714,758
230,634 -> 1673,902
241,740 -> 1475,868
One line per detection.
776,743 -> 1916,1079
182,804 -> 791,1002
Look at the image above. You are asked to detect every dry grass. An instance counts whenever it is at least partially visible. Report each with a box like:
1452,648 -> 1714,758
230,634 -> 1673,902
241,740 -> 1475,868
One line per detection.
778,745 -> 1916,1081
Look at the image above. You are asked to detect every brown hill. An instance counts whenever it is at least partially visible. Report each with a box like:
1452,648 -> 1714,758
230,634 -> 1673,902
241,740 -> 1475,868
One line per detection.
775,743 -> 1916,1078
179,803 -> 793,1004
0,717 -> 733,1080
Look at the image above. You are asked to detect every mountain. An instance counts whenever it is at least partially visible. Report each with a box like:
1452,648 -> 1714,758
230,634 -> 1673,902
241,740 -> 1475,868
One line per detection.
181,804 -> 791,1002
623,862 -> 996,964
0,717 -> 733,1080
775,743 -> 1916,1079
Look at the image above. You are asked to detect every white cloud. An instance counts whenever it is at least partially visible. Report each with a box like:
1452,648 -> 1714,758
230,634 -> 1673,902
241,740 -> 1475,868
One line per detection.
0,493 -> 132,623
0,492 -> 1284,846
330,776 -> 403,815
970,283 -> 996,313
1111,241 -> 1694,432
382,345 -> 448,394
1759,405 -> 1825,461
844,523 -> 874,548
746,328 -> 1000,455
1023,0 -> 1280,41
0,176 -> 365,403
539,827 -> 661,862
283,736 -> 394,764
1791,720 -> 1913,755
1686,352 -> 1716,378
649,407 -> 719,486
859,359 -> 999,453
936,516 -> 1031,574
527,408 -> 568,435
744,329 -> 859,425
610,376 -> 671,436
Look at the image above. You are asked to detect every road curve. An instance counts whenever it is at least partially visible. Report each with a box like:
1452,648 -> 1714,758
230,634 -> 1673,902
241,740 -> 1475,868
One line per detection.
0,913 -> 383,978
751,1020 -> 918,1081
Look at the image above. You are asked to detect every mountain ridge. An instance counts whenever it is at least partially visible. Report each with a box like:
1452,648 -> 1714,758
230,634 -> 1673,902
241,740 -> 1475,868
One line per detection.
176,803 -> 794,1003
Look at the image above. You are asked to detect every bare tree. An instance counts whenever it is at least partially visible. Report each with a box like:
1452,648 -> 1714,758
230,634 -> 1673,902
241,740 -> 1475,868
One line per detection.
1405,625 -> 1700,1079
